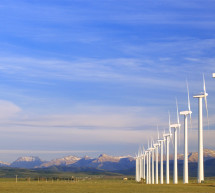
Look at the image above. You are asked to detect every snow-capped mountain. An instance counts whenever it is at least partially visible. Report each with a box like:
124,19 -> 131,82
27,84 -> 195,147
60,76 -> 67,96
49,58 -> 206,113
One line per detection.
1,149 -> 215,171
10,156 -> 45,168
40,155 -> 81,167
0,161 -> 10,167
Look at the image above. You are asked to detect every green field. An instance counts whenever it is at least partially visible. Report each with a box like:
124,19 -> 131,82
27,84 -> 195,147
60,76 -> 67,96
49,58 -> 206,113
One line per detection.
0,178 -> 214,193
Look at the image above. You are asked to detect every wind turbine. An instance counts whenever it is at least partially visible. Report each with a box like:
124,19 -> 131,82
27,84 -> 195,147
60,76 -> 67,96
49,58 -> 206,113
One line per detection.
139,147 -> 143,180
145,150 -> 149,184
163,113 -> 172,184
135,152 -> 140,182
143,147 -> 146,181
153,141 -> 160,184
149,139 -> 155,184
170,99 -> 181,184
147,140 -> 152,184
157,130 -> 165,184
153,126 -> 161,184
193,75 -> 209,183
135,147 -> 142,182
180,81 -> 192,184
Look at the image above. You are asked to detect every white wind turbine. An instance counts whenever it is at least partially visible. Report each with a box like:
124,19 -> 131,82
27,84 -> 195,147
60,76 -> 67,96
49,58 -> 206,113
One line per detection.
150,139 -> 155,184
135,148 -> 141,182
135,152 -> 140,182
157,129 -> 166,184
163,113 -> 172,184
145,150 -> 149,184
153,136 -> 160,184
147,140 -> 152,184
140,146 -> 146,181
170,99 -> 181,184
193,75 -> 209,183
139,147 -> 143,180
143,147 -> 146,181
149,139 -> 155,184
180,81 -> 192,184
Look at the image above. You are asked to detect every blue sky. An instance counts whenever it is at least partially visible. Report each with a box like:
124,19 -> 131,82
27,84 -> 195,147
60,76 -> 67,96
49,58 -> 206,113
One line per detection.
0,0 -> 215,162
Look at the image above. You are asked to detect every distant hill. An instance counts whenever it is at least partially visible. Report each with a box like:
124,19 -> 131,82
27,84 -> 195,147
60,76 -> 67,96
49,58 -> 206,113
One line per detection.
0,166 -> 119,178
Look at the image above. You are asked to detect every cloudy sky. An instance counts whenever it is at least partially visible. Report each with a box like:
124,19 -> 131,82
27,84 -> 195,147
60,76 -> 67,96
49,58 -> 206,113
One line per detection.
0,0 -> 215,162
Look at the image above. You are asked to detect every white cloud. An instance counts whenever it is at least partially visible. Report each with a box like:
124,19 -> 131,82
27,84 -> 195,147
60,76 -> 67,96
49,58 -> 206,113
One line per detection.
0,100 -> 21,120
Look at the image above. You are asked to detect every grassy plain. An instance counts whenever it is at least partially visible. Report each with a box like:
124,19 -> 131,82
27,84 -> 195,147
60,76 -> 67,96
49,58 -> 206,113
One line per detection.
0,178 -> 214,193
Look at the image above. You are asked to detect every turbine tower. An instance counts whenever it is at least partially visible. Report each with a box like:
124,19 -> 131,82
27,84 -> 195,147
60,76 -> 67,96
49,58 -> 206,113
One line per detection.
153,142 -> 160,184
135,153 -> 140,182
139,148 -> 143,180
193,75 -> 209,183
149,140 -> 155,184
163,114 -> 172,184
145,150 -> 149,184
142,147 -> 146,181
170,100 -> 181,184
180,81 -> 192,184
147,140 -> 152,184
153,126 -> 161,184
147,140 -> 154,184
157,133 -> 165,184
147,149 -> 151,184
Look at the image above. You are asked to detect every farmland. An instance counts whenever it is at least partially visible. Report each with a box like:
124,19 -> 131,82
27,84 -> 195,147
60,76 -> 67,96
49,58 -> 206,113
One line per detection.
0,177 -> 214,193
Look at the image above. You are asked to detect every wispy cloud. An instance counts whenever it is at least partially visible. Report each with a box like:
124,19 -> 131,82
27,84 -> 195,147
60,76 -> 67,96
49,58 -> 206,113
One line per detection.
0,100 -> 21,119
0,55 -> 212,88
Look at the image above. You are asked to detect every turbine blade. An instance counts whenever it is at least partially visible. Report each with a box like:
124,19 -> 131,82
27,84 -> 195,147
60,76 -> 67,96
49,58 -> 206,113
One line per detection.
186,80 -> 193,129
175,97 -> 181,146
176,98 -> 180,125
205,94 -> 209,129
190,113 -> 192,130
203,74 -> 209,129
168,111 -> 171,134
203,74 -> 206,94
171,134 -> 173,146
157,124 -> 159,139
186,80 -> 191,112
179,127 -> 181,147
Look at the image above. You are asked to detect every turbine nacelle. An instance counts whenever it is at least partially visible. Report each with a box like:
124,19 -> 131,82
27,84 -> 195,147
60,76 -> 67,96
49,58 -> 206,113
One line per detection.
170,123 -> 181,129
193,93 -> 208,98
157,139 -> 165,142
163,133 -> 172,138
153,143 -> 160,148
180,110 -> 192,116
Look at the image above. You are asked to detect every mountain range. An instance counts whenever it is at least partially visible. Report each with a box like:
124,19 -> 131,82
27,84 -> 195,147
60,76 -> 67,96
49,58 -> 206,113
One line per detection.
1,149 -> 215,175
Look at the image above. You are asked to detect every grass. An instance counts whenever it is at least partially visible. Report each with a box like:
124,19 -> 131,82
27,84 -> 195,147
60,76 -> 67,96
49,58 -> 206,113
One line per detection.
0,177 -> 214,193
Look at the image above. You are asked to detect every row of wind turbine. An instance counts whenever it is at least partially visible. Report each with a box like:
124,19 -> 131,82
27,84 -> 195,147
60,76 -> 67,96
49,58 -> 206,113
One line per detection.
135,75 -> 210,184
